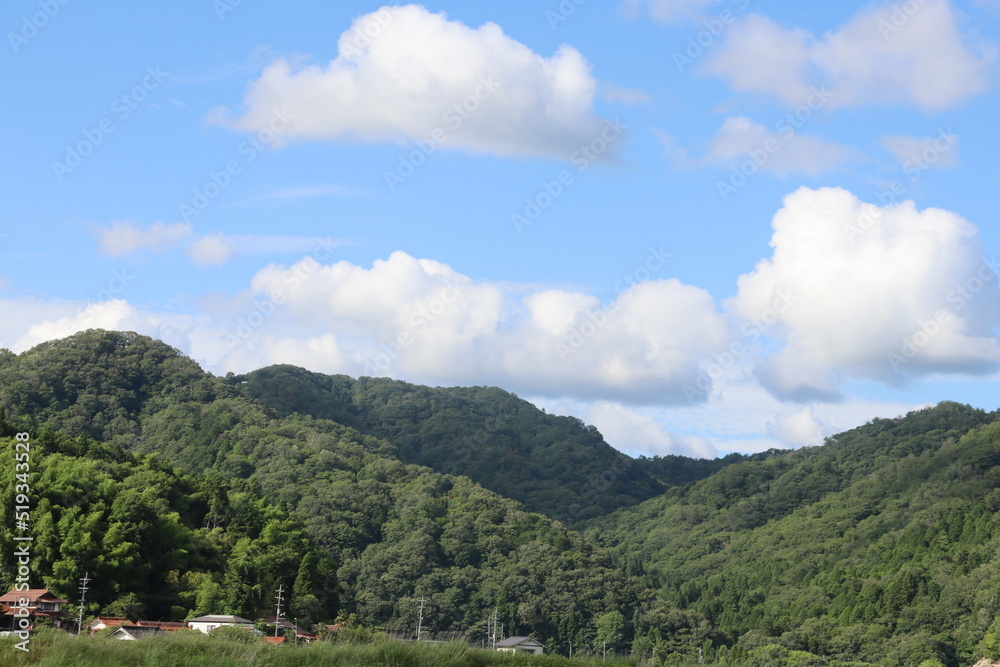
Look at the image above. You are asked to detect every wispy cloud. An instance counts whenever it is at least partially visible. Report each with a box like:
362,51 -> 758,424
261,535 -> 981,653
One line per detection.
238,184 -> 365,206
601,85 -> 653,106
95,222 -> 348,267
98,221 -> 192,257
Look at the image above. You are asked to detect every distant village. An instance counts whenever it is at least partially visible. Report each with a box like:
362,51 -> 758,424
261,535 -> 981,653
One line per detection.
0,587 -> 545,655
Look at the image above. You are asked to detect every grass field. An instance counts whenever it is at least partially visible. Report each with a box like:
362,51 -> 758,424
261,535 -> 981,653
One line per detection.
0,628 -> 667,666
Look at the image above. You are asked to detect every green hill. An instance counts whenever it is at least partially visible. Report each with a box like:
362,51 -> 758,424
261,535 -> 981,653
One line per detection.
587,401 -> 1000,665
231,364 -> 740,523
3,330 -> 1000,665
0,330 -> 698,654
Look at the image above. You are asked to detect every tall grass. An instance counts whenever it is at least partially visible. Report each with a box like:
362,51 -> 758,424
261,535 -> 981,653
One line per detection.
0,628 -> 661,666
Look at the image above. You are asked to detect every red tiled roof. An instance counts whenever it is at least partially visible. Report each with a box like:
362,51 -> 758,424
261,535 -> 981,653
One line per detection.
263,636 -> 285,646
0,589 -> 68,605
136,620 -> 187,632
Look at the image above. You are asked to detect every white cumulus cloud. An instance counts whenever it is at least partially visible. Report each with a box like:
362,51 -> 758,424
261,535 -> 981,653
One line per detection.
239,251 -> 730,403
732,186 -> 1000,400
765,406 -> 837,448
703,0 -> 991,109
215,5 -> 613,159
587,401 -> 717,457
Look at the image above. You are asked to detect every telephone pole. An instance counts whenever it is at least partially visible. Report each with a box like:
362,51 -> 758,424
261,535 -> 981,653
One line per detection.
488,608 -> 499,649
273,584 -> 285,637
76,572 -> 90,635
416,597 -> 425,642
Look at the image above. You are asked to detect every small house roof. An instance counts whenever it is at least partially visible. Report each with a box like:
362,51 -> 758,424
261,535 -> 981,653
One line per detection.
188,615 -> 254,625
108,626 -> 165,639
88,617 -> 133,627
0,589 -> 68,605
136,620 -> 187,630
495,636 -> 544,648
263,636 -> 286,646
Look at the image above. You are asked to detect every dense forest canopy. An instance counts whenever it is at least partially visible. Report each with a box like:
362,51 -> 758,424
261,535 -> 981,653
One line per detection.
1,330 -> 999,665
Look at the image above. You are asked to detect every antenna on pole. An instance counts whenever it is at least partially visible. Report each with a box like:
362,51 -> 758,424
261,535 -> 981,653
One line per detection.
274,584 -> 285,637
76,571 -> 91,636
416,597 -> 426,642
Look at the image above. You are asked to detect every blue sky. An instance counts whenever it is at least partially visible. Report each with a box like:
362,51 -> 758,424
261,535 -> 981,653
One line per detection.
3,0 -> 999,457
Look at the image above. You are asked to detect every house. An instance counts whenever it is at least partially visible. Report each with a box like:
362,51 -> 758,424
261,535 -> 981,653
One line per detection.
263,636 -> 286,646
0,589 -> 71,631
135,620 -> 187,633
108,626 -> 165,640
495,636 -> 545,655
86,617 -> 134,635
260,614 -> 317,642
187,614 -> 255,634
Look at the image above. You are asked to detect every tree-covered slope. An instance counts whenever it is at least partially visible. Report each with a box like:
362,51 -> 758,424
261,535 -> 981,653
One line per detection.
588,402 -> 1000,665
232,364 -> 742,522
0,330 -> 704,653
6,331 -> 1000,664
0,417 -> 339,625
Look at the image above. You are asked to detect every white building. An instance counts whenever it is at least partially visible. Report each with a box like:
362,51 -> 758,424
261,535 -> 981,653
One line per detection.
187,614 -> 255,634
108,626 -> 165,640
495,636 -> 544,655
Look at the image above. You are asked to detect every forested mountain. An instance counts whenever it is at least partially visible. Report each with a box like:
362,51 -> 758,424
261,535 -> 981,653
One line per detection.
587,402 -> 1000,665
0,418 -> 339,624
0,330 -> 705,653
2,330 -> 1000,665
231,364 -> 739,522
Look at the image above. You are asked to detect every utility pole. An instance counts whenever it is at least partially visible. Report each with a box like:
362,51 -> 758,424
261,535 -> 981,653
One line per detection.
76,571 -> 90,636
273,584 -> 285,637
488,608 -> 499,649
416,597 -> 425,642
569,640 -> 572,659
